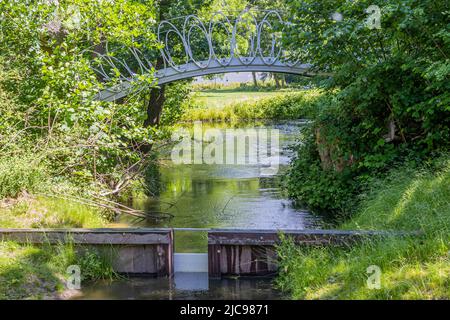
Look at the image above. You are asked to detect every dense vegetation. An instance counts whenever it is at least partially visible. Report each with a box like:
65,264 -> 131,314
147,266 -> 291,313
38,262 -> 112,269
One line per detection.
183,90 -> 323,122
284,0 -> 449,216
278,155 -> 450,299
0,0 -> 191,299
0,0 -> 158,199
0,0 -> 448,300
0,240 -> 117,299
277,0 -> 449,299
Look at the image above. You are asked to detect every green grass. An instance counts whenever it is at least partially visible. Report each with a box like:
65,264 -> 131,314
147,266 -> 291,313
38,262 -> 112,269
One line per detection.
0,150 -> 108,229
184,89 -> 323,122
191,90 -> 294,109
0,190 -> 112,299
277,155 -> 450,299
0,241 -> 117,299
0,196 -> 107,229
0,153 -> 112,299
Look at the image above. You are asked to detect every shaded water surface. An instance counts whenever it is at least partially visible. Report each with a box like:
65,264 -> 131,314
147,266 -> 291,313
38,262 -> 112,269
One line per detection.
114,121 -> 321,252
77,273 -> 286,300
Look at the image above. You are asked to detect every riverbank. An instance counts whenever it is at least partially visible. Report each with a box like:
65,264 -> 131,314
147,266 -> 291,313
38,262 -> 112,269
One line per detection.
0,240 -> 114,300
0,168 -> 117,299
0,193 -> 118,299
0,89 -> 314,299
183,89 -> 323,122
277,154 -> 450,299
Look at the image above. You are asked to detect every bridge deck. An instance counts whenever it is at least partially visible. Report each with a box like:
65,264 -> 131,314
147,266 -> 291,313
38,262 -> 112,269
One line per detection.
95,57 -> 321,102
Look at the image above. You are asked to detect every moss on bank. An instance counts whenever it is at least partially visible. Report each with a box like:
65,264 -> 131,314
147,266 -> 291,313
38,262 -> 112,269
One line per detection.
277,155 -> 450,299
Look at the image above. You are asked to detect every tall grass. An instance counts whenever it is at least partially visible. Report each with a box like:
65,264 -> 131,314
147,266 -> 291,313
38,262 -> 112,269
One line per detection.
0,196 -> 106,228
0,154 -> 48,199
0,241 -> 117,299
0,152 -> 107,229
277,154 -> 450,299
183,90 -> 323,122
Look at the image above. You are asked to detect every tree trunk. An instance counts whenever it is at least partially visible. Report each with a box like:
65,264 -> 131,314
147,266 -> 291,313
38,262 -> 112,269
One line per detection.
252,72 -> 258,87
140,0 -> 170,153
143,0 -> 170,129
274,73 -> 281,88
144,80 -> 166,127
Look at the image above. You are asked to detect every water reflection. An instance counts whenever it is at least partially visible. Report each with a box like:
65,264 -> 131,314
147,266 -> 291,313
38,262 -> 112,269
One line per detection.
77,274 -> 286,300
114,121 -> 321,252
80,121 -> 316,300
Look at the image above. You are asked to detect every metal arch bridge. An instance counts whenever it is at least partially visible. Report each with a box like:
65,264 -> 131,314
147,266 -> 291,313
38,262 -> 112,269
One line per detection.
92,9 -> 321,102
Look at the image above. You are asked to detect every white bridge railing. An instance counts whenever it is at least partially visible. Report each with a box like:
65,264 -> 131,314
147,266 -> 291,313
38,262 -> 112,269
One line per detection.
90,9 -> 316,102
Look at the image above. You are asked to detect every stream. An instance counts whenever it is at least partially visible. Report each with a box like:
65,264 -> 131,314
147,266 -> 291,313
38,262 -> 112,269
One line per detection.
76,120 -> 322,300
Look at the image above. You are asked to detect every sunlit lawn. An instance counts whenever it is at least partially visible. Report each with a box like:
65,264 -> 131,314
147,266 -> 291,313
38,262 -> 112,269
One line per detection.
192,90 -> 296,108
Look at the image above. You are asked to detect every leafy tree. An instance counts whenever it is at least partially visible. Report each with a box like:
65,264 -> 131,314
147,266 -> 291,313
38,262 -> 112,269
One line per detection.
284,0 -> 450,215
0,0 -> 160,192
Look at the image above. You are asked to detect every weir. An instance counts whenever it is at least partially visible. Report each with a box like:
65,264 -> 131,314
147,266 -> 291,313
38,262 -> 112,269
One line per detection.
0,228 -> 174,276
0,228 -> 404,278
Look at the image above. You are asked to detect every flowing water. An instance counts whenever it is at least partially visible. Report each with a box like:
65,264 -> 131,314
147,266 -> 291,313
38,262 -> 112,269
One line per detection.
77,120 -> 321,300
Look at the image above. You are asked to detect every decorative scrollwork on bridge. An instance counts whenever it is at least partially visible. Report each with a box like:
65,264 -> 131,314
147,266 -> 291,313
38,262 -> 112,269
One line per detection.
91,9 -> 317,102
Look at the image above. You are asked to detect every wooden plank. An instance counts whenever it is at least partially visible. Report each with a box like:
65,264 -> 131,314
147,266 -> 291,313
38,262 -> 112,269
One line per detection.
166,229 -> 174,277
208,229 -> 403,246
0,228 -> 174,276
113,246 -> 137,274
156,229 -> 174,277
208,244 -> 222,279
240,246 -> 252,274
0,228 -> 172,245
207,229 -> 417,277
209,244 -> 278,276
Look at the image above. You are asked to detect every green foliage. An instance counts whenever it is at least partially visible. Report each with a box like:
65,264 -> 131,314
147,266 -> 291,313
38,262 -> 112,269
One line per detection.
287,126 -> 359,217
0,241 -> 117,299
0,0 -> 161,192
183,90 -> 323,122
75,250 -> 117,282
285,0 -> 450,215
0,155 -> 48,199
160,81 -> 193,126
278,155 -> 450,299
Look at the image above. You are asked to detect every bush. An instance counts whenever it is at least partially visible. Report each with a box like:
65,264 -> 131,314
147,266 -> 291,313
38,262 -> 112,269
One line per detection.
0,155 -> 48,199
0,241 -> 118,299
283,0 -> 450,218
286,83 -> 449,216
286,137 -> 359,217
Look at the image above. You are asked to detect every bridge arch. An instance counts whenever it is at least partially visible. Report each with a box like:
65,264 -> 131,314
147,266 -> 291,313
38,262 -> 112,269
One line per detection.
91,9 -> 324,102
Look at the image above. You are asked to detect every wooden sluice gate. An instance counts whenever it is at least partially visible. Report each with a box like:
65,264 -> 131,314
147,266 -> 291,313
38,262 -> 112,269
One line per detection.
0,228 -> 174,276
0,228 -> 400,277
207,229 -> 398,278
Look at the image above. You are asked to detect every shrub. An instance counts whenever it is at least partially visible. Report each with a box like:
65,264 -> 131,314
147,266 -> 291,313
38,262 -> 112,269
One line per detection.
0,155 -> 48,199
183,89 -> 324,122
